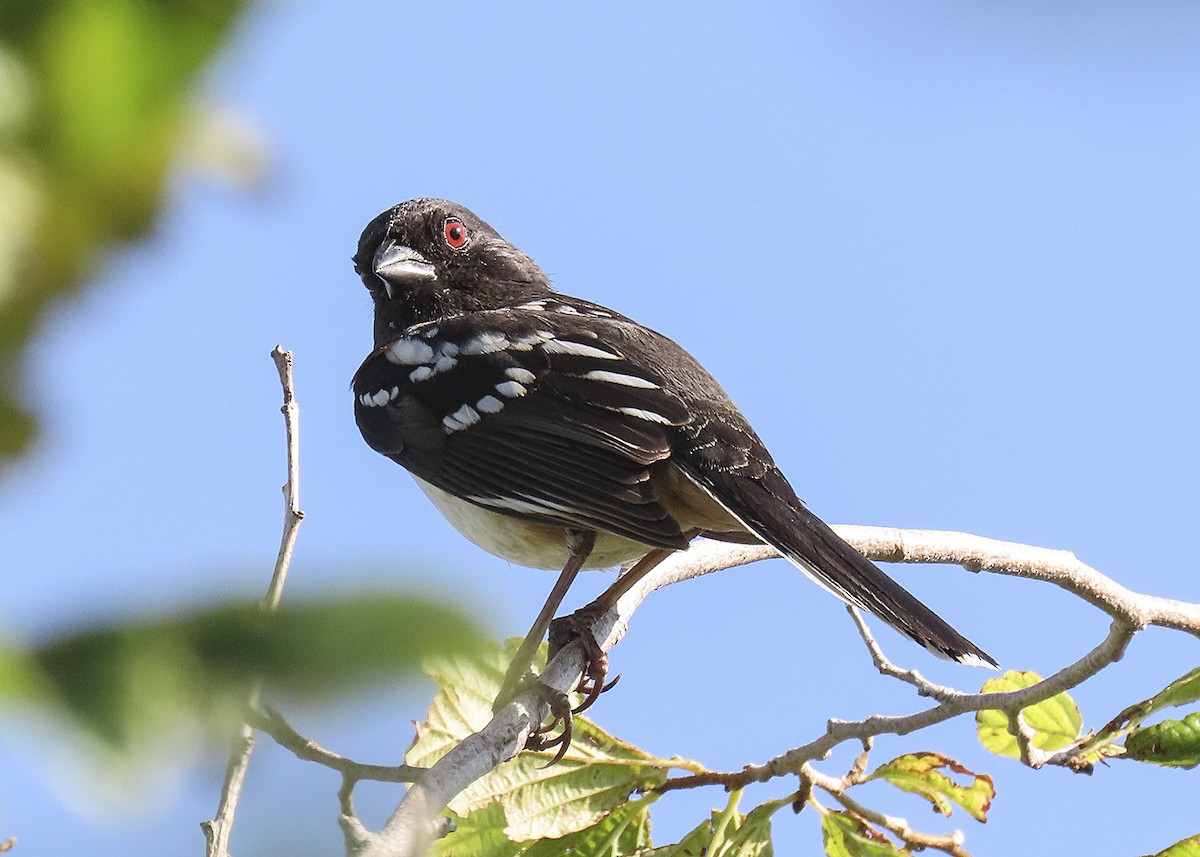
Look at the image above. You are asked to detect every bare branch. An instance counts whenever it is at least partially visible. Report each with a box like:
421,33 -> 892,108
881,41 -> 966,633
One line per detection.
662,619 -> 1137,793
835,526 -> 1200,636
264,345 -> 305,610
336,526 -> 1199,854
249,705 -> 426,785
202,346 -> 306,857
847,605 -> 964,703
804,761 -> 971,857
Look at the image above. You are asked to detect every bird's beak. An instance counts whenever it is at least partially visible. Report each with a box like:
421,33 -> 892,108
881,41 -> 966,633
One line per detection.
372,239 -> 436,298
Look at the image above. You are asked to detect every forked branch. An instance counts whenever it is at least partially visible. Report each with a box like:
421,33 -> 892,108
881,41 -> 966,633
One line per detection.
353,531 -> 1198,856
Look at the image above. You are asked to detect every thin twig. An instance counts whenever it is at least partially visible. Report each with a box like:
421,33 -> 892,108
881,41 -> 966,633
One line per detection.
249,705 -> 426,785
264,347 -> 304,610
337,527 -> 1198,856
804,762 -> 971,857
202,346 -> 305,857
847,605 -> 965,702
659,618 -> 1136,795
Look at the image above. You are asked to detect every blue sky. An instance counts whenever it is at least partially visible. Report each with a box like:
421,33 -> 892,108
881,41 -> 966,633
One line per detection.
3,1 -> 1200,853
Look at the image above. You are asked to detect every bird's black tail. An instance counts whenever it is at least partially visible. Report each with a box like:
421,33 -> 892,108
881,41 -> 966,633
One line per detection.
686,465 -> 997,668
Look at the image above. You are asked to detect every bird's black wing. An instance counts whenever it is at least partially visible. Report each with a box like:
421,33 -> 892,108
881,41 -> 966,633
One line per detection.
352,297 -> 693,550
625,329 -> 1000,668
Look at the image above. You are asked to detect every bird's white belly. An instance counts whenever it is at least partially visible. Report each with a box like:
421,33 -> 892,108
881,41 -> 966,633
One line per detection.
412,476 -> 652,569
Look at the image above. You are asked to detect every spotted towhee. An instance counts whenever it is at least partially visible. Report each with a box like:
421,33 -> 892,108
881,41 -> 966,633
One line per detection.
352,199 -> 996,718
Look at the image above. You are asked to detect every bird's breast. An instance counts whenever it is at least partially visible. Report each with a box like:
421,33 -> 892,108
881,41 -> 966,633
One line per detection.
411,476 -> 654,569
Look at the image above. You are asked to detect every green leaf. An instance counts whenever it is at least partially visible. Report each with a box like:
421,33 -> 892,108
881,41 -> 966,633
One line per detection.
1145,666 -> 1200,710
867,752 -> 994,822
1078,666 -> 1200,761
975,670 -> 1082,758
1143,833 -> 1200,857
718,799 -> 777,857
409,639 -> 691,842
523,796 -> 655,856
1124,712 -> 1200,769
23,592 -> 482,750
820,812 -> 907,857
430,804 -> 522,857
431,799 -> 657,857
638,797 -> 783,857
639,814 -> 717,856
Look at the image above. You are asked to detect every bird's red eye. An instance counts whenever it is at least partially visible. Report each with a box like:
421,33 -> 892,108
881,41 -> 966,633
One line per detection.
444,218 -> 469,250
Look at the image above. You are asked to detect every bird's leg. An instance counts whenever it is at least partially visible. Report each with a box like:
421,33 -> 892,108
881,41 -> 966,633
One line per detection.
493,529 -> 596,715
549,530 -> 701,714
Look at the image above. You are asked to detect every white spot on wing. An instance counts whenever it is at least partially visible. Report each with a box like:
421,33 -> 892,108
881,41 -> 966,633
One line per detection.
460,332 -> 509,355
475,395 -> 504,413
541,339 -> 620,359
616,406 -> 672,424
494,380 -> 528,398
581,369 -> 659,388
386,338 -> 435,365
409,365 -> 434,382
504,367 -> 537,384
508,330 -> 554,351
435,355 -> 457,372
443,404 -> 481,432
360,389 -> 392,407
517,299 -> 547,310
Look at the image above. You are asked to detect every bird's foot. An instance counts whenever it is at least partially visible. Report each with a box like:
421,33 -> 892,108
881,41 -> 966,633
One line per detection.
548,608 -> 619,715
523,685 -> 575,766
511,605 -> 620,766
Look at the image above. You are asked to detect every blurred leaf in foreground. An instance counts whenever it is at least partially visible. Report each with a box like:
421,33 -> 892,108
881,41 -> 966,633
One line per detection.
5,591 -> 482,753
0,0 -> 254,465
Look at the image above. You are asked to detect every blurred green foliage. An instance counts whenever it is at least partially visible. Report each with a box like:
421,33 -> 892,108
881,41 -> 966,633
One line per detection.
0,0 -> 248,465
1,592 -> 484,755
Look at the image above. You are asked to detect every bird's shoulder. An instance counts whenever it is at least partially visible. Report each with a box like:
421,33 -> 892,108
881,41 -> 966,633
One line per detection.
353,293 -> 777,482
352,296 -> 691,465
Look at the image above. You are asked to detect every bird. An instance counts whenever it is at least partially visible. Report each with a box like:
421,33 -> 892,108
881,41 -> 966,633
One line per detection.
350,198 -> 996,742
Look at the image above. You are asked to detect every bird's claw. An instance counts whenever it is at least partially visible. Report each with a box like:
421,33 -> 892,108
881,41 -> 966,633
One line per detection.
548,609 -> 617,715
524,686 -> 575,767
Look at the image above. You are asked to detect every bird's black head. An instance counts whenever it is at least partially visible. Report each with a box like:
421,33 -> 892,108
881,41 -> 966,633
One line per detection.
354,199 -> 553,337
